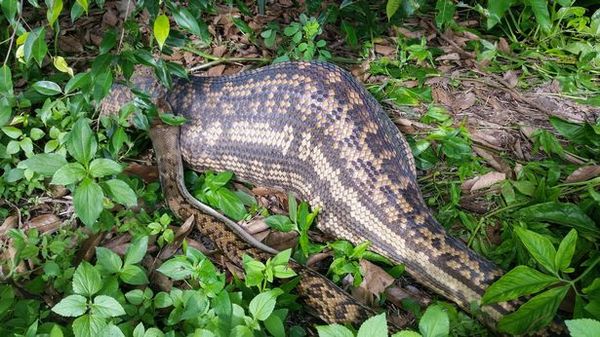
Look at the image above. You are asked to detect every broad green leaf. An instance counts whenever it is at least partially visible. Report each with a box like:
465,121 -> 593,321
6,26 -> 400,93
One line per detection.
23,28 -> 48,67
154,14 -> 170,50
72,314 -> 106,337
487,0 -> 514,29
0,98 -> 11,127
132,323 -> 144,337
74,178 -> 104,227
47,0 -> 63,26
21,153 -> 67,176
435,0 -> 455,29
230,326 -> 252,337
50,325 -> 64,337
527,0 -> 551,33
158,113 -> 186,126
157,258 -> 193,280
172,7 -> 203,37
1,0 -> 17,22
555,229 -> 577,272
264,309 -> 286,337
93,71 -> 113,102
101,324 -> 125,337
33,81 -> 62,95
72,261 -> 102,297
65,72 -> 91,93
0,65 -> 13,95
124,236 -> 148,266
51,163 -> 86,185
482,265 -> 559,304
120,264 -> 149,285
89,158 -> 122,178
386,0 -> 402,20
498,285 -> 569,335
316,324 -> 354,337
566,319 -> 600,337
95,247 -> 122,274
393,331 -> 422,337
125,289 -> 144,305
514,202 -> 599,240
215,188 -> 247,221
357,313 -> 387,337
2,126 -> 21,138
99,29 -> 116,54
68,119 -> 97,164
419,305 -> 449,337
515,227 -> 557,274
249,291 -> 277,321
76,0 -> 88,13
264,215 -> 295,232
91,295 -> 125,318
51,294 -> 87,317
103,179 -> 137,207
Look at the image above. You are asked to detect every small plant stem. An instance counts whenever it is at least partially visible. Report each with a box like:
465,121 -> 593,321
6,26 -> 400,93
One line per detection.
467,201 -> 529,248
571,256 -> 600,284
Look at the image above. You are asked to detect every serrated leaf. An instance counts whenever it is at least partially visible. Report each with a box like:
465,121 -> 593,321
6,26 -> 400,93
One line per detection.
102,179 -> 137,207
157,258 -> 193,280
120,264 -> 149,285
124,236 -> 148,266
566,318 -> 600,337
249,291 -> 277,321
51,294 -> 87,317
51,162 -> 86,185
72,261 -> 102,297
357,313 -> 387,337
515,227 -> 557,274
101,324 -> 125,337
89,158 -> 122,178
154,14 -> 170,50
95,247 -> 122,274
555,229 -> 578,272
72,314 -> 106,337
498,285 -> 569,334
21,153 -> 67,176
33,81 -> 62,95
91,295 -> 125,318
74,178 -> 104,227
419,305 -> 449,337
316,324 -> 354,337
482,265 -> 559,304
264,215 -> 295,232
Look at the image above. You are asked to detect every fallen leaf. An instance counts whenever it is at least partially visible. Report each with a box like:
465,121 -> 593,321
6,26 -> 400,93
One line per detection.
453,92 -> 476,111
212,45 -> 228,58
461,172 -> 506,192
503,70 -> 518,88
565,166 -> 600,183
24,214 -> 61,233
0,215 -> 18,236
436,53 -> 461,61
208,65 -> 226,76
350,260 -> 395,306
498,37 -> 510,53
124,163 -> 159,182
374,44 -> 396,56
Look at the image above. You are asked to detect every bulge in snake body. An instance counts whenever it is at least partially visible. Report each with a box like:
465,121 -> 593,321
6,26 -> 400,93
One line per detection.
121,61 -> 514,325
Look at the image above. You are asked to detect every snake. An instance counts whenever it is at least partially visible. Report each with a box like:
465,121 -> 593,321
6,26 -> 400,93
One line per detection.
102,61 -> 527,331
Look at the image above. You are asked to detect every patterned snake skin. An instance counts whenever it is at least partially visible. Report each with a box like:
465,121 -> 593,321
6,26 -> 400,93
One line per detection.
103,61 -> 517,329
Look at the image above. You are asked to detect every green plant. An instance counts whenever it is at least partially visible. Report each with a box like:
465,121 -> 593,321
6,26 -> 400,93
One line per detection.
327,240 -> 393,286
269,14 -> 332,62
147,213 -> 175,247
243,249 -> 297,291
95,236 -> 149,286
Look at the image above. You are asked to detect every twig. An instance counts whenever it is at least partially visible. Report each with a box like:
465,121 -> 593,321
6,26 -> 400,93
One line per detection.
117,0 -> 133,53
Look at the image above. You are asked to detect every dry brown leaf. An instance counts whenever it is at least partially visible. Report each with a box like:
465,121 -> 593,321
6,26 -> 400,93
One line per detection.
124,163 -> 159,182
374,44 -> 396,56
461,172 -> 506,192
58,35 -> 84,53
24,214 -> 61,234
473,146 -> 511,175
264,231 -> 297,251
566,166 -> 600,183
208,65 -> 226,76
453,92 -> 476,111
436,53 -> 461,61
0,215 -> 18,236
212,45 -> 228,58
503,70 -> 519,88
102,8 -> 119,26
498,37 -> 510,54
349,260 -> 395,306
243,218 -> 270,235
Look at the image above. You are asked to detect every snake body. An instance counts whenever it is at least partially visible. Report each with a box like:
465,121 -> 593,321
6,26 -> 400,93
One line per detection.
104,61 -> 513,327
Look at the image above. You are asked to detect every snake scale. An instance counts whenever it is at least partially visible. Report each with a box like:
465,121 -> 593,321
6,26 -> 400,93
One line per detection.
103,61 -> 519,330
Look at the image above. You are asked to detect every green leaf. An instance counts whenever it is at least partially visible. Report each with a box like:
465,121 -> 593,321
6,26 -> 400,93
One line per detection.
91,295 -> 125,318
392,331 -> 422,337
95,247 -> 122,274
103,179 -> 137,207
566,319 -> 600,337
172,7 -> 203,37
72,314 -> 106,337
1,0 -> 17,22
487,0 -> 514,29
51,294 -> 87,317
154,14 -> 170,50
124,236 -> 148,266
158,113 -> 186,126
74,178 -> 104,227
215,188 -> 247,221
76,0 -> 88,13
72,261 -> 102,297
21,153 -> 67,176
555,229 -> 577,272
68,119 -> 97,164
316,324 -> 354,337
419,305 -> 449,337
264,215 -> 295,232
249,291 -> 277,321
33,81 -> 62,95
386,0 -> 402,20
0,65 -> 13,95
23,28 -> 48,67
101,324 -> 125,337
93,71 -> 113,102
498,285 -> 569,334
357,313 -> 387,337
120,264 -> 149,285
89,158 -> 122,178
157,258 -> 193,280
51,163 -> 86,185
526,0 -> 551,33
482,265 -> 559,304
47,0 -> 63,26
125,289 -> 144,305
514,202 -> 599,240
65,72 -> 91,93
50,325 -> 64,337
515,227 -> 557,274
435,0 -> 455,29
